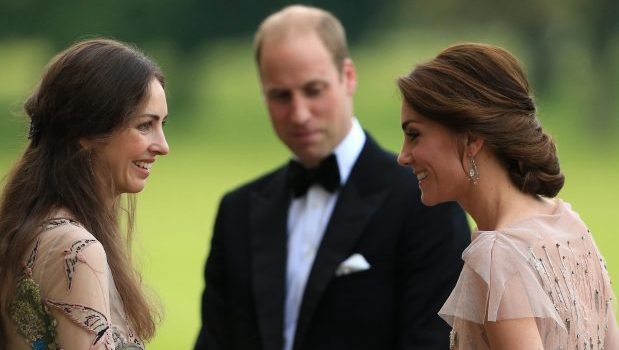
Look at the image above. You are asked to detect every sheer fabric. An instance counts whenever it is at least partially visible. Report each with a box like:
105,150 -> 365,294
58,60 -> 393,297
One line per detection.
440,199 -> 619,349
3,209 -> 144,350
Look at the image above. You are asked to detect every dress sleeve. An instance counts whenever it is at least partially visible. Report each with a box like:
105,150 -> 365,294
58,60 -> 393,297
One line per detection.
604,291 -> 619,348
439,231 -> 566,339
38,232 -> 114,350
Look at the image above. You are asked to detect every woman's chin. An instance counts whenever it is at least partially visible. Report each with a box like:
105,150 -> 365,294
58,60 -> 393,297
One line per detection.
420,193 -> 441,207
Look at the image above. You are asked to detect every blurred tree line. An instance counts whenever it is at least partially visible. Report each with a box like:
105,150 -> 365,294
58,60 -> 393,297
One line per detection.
0,0 -> 383,51
389,0 -> 619,135
1,0 -> 617,134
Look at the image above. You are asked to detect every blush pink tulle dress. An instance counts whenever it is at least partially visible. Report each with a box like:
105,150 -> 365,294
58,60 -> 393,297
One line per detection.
440,199 -> 619,349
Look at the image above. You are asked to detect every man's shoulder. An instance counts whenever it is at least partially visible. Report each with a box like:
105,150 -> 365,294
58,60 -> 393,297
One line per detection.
355,135 -> 418,187
220,163 -> 288,201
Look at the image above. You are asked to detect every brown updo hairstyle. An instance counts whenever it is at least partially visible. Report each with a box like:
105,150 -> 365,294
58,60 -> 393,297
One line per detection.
397,43 -> 564,197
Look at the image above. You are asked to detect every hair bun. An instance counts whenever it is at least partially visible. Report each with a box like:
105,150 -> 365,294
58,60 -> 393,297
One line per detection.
508,133 -> 564,197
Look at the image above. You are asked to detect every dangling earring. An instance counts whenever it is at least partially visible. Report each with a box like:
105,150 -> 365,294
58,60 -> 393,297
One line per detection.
467,155 -> 479,184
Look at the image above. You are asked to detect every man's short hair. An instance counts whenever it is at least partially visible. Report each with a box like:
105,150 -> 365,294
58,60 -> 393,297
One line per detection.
253,5 -> 350,73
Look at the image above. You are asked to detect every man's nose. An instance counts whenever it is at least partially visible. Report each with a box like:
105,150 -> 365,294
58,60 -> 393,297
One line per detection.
290,94 -> 311,123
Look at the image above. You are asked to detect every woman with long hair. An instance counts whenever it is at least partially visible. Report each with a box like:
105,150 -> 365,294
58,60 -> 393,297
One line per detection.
0,38 -> 169,349
396,43 -> 618,349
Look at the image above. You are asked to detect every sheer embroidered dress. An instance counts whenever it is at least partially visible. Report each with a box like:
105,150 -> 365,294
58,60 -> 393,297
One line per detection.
440,199 -> 619,349
3,213 -> 144,350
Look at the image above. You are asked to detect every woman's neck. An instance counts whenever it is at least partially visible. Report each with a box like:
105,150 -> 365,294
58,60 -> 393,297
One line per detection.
468,185 -> 543,231
459,159 -> 550,232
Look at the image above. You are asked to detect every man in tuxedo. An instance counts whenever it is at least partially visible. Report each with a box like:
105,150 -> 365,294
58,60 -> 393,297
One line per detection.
195,5 -> 470,350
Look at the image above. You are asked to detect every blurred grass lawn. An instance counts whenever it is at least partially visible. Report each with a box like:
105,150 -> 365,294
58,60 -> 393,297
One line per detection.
1,30 -> 617,349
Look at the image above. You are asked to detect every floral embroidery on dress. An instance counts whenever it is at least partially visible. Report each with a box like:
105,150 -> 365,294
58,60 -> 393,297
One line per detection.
63,239 -> 97,290
9,217 -> 145,350
9,239 -> 61,350
46,300 -> 112,350
45,217 -> 81,230
111,325 -> 145,350
124,324 -> 145,350
24,237 -> 41,275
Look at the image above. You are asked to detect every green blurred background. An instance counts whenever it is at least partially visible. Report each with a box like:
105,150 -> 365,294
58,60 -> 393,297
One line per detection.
1,0 -> 617,348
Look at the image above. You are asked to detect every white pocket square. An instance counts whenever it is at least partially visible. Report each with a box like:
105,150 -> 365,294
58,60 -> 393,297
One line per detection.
335,253 -> 371,277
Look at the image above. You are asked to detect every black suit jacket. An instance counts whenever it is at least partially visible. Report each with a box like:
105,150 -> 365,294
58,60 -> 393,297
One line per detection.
195,134 -> 470,350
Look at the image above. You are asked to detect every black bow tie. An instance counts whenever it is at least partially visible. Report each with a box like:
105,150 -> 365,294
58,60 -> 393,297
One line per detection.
287,154 -> 341,197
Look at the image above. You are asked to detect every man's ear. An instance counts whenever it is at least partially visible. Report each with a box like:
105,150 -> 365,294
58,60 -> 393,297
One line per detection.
341,58 -> 357,95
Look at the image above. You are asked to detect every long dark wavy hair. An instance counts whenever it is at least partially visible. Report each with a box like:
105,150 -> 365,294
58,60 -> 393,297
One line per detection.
398,43 -> 564,197
0,38 -> 163,343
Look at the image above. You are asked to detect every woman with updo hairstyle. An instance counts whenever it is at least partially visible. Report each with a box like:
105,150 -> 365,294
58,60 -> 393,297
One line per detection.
0,38 -> 169,349
397,43 -> 618,349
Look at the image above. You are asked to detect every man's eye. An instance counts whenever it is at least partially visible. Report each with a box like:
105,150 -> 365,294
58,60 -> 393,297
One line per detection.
305,87 -> 323,97
304,84 -> 326,98
268,91 -> 291,102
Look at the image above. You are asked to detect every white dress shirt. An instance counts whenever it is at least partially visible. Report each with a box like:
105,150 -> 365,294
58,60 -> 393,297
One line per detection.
283,118 -> 366,350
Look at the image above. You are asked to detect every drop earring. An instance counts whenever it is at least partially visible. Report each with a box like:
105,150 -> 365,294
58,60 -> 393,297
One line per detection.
467,155 -> 479,184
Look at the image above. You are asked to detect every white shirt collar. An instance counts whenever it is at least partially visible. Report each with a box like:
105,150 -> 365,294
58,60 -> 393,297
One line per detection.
289,117 -> 366,186
332,117 -> 366,185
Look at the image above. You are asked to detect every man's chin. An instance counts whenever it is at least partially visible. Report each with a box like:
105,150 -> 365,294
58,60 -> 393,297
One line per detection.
292,150 -> 328,168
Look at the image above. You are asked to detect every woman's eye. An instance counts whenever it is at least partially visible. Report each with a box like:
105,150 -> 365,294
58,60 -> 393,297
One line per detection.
406,131 -> 419,140
137,122 -> 151,132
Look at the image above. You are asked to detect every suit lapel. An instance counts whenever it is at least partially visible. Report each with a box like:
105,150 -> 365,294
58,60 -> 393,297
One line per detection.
250,169 -> 290,350
293,137 -> 390,350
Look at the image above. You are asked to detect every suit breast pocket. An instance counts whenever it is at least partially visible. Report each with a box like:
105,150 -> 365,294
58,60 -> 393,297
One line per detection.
330,259 -> 391,299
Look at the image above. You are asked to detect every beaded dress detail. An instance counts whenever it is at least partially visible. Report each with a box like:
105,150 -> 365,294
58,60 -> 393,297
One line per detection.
439,199 -> 619,349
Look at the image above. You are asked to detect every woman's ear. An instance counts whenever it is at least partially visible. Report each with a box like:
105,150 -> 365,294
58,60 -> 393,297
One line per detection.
465,133 -> 484,157
79,138 -> 94,150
